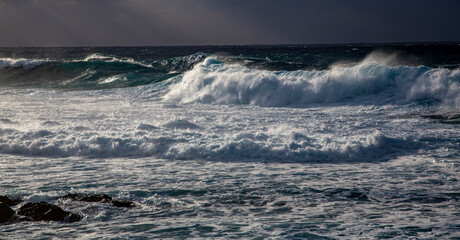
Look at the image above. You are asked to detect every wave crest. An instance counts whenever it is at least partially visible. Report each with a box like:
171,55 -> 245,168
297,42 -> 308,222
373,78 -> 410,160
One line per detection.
0,58 -> 46,69
0,127 -> 414,163
408,68 -> 460,107
76,54 -> 154,69
164,56 -> 460,108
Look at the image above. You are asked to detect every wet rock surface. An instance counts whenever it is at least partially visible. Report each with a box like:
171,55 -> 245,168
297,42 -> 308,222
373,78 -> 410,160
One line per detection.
0,203 -> 15,223
422,113 -> 460,124
17,202 -> 81,222
18,202 -> 81,222
0,195 -> 21,206
111,200 -> 136,208
60,193 -> 135,208
60,193 -> 112,203
1,193 -> 134,225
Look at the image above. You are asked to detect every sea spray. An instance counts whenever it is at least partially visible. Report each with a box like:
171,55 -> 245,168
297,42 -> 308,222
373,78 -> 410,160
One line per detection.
164,55 -> 460,108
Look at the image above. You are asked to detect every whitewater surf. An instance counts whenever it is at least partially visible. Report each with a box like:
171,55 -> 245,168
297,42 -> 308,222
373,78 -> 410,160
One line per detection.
1,43 -> 459,239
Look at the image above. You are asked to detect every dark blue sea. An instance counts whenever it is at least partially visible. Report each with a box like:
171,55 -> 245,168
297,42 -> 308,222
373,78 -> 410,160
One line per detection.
0,43 -> 459,239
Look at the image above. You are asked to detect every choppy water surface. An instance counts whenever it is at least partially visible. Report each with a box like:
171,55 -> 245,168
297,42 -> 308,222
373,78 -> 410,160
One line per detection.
1,155 -> 458,239
1,44 -> 459,239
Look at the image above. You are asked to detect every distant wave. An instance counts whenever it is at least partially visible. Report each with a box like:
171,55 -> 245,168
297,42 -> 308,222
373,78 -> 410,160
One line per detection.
0,57 -> 47,69
0,53 -> 208,89
0,55 -> 154,70
164,54 -> 460,108
0,52 -> 209,71
71,54 -> 154,69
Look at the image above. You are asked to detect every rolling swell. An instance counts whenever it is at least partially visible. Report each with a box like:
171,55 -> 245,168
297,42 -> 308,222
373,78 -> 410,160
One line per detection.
165,55 -> 460,108
0,53 -> 207,89
2,47 -> 460,108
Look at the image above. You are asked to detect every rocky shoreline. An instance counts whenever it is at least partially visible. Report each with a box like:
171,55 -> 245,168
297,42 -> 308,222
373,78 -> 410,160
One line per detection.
0,194 -> 135,224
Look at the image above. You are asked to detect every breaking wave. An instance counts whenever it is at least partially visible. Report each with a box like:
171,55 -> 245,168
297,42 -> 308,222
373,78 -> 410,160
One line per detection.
165,56 -> 460,108
0,127 -> 415,163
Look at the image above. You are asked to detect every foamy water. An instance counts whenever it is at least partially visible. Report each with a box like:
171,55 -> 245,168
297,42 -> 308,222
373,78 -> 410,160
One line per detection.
1,44 -> 459,239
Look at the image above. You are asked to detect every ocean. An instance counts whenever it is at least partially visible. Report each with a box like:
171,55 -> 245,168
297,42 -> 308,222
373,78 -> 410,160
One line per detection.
0,43 -> 459,239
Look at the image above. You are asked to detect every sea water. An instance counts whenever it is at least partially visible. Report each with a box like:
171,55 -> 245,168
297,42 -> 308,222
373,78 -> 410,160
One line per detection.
0,44 -> 459,239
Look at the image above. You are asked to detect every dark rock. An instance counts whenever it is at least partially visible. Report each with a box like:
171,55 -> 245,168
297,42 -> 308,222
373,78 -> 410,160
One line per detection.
17,217 -> 33,222
59,193 -> 80,201
0,203 -> 15,223
60,193 -> 134,208
422,113 -> 460,120
60,193 -> 112,203
111,200 -> 135,208
18,202 -> 80,222
422,114 -> 447,120
0,195 -> 21,206
422,113 -> 460,124
80,194 -> 112,203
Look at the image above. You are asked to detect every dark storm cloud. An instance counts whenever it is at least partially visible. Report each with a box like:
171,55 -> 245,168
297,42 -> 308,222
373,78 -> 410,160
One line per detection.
0,0 -> 459,46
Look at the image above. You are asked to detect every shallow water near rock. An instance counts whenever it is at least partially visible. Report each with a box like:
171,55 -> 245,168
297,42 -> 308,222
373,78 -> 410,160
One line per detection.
1,155 -> 458,239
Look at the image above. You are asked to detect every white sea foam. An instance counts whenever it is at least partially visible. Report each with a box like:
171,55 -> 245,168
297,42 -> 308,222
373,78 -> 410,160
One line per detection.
1,48 -> 459,240
407,68 -> 460,107
0,76 -> 448,163
164,56 -> 460,108
99,75 -> 127,84
0,125 -> 413,163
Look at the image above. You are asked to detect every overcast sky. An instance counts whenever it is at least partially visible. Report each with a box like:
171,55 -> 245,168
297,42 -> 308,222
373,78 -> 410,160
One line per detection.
0,0 -> 459,47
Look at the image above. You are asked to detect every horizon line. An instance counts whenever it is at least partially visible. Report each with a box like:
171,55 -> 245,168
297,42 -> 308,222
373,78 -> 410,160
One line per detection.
0,40 -> 459,48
